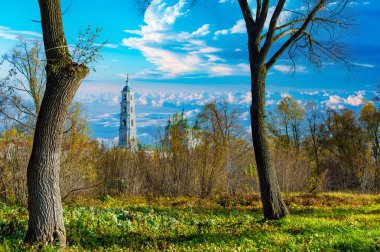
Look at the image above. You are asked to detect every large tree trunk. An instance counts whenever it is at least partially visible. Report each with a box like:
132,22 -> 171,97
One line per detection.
250,63 -> 289,220
25,0 -> 89,246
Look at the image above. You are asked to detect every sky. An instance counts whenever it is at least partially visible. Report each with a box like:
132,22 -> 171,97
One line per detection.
0,0 -> 379,144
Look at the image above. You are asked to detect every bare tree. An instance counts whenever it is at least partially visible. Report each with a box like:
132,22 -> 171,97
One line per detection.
2,38 -> 46,113
235,0 -> 350,219
1,37 -> 88,135
0,38 -> 45,133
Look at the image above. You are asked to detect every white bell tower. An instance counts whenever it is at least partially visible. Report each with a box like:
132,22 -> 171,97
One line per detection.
119,76 -> 137,149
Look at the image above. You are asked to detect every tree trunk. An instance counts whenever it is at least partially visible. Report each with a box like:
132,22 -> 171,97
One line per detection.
250,63 -> 289,220
25,0 -> 89,246
25,65 -> 88,246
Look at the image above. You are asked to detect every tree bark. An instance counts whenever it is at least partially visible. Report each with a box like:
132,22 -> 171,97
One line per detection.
250,63 -> 289,220
25,0 -> 89,246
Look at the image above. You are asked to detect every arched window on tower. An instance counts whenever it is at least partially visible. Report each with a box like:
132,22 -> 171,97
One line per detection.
123,107 -> 126,113
123,119 -> 126,126
130,95 -> 133,100
131,107 -> 133,113
131,119 -> 134,127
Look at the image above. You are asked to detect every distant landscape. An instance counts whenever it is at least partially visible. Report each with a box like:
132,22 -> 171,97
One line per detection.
0,0 -> 379,251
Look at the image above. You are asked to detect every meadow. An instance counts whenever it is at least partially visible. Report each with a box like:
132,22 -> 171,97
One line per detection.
0,193 -> 379,251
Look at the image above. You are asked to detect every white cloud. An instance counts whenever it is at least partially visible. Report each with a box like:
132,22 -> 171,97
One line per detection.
0,26 -> 42,41
325,91 -> 366,109
178,24 -> 211,40
240,92 -> 252,104
231,19 -> 246,34
185,108 -> 200,118
215,29 -> 228,37
237,63 -> 250,73
192,24 -> 210,36
241,111 -> 250,120
352,62 -> 375,68
139,96 -> 148,105
97,43 -> 119,49
213,19 -> 245,39
345,91 -> 365,106
301,91 -> 320,95
122,1 -> 247,79
280,92 -> 291,98
274,64 -> 307,74
266,99 -> 276,105
274,65 -> 293,73
214,5 -> 291,39
112,96 -> 119,104
152,99 -> 164,107
226,92 -> 234,103
326,95 -> 342,108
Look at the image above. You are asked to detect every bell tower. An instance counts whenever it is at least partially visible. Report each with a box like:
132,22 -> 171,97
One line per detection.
119,75 -> 137,149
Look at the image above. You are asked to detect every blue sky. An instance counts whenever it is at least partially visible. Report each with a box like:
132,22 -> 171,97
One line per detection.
0,0 -> 379,144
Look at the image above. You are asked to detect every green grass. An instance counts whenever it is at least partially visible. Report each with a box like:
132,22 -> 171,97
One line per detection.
0,193 -> 380,251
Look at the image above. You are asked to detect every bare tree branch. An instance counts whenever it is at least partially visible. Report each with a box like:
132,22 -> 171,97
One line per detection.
265,0 -> 328,69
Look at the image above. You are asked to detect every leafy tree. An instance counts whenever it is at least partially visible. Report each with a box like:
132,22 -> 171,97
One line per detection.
161,111 -> 193,196
197,100 -> 242,197
360,102 -> 380,163
359,102 -> 380,189
304,101 -> 324,191
322,109 -> 365,190
276,96 -> 304,149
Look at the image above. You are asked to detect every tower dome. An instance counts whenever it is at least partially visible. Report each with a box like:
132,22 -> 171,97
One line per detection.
123,76 -> 131,92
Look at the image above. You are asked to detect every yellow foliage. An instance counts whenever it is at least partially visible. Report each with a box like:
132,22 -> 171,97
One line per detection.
1,127 -> 24,143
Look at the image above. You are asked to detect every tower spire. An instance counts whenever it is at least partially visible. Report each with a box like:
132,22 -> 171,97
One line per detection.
126,74 -> 129,87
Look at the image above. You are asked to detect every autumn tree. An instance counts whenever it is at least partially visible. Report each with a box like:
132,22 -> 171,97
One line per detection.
160,111 -> 196,196
321,109 -> 366,190
196,100 -> 243,197
276,96 -> 304,149
360,102 -> 380,163
359,102 -> 380,190
60,103 -> 99,201
0,127 -> 31,204
304,101 -> 324,191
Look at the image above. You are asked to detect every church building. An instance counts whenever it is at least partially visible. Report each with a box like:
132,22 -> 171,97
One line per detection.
119,76 -> 137,149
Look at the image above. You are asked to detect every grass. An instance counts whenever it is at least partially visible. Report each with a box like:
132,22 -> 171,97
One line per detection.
0,193 -> 380,251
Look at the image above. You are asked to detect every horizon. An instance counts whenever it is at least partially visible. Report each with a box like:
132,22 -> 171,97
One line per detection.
1,0 -> 379,144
